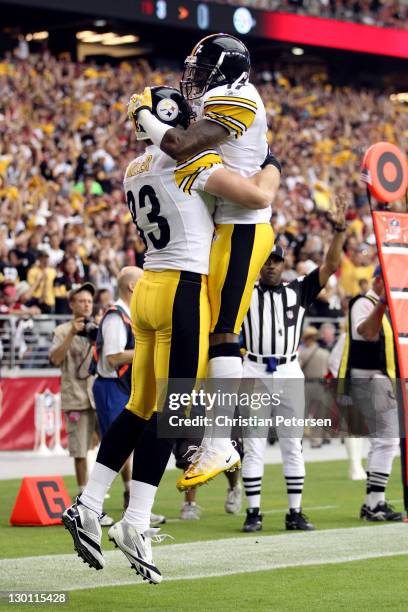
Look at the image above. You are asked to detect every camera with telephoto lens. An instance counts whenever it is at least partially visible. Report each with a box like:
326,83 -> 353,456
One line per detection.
77,318 -> 99,342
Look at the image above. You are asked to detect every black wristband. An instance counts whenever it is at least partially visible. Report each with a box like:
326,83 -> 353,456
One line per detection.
261,149 -> 282,173
334,225 -> 346,233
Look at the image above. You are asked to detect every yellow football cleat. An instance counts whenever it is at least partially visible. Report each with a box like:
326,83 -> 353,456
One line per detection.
176,444 -> 241,491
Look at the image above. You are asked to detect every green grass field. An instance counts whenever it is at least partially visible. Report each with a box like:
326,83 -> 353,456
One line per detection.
1,459 -> 407,611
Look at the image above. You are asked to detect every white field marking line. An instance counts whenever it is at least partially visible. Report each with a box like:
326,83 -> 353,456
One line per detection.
254,504 -> 338,516
1,524 -> 408,592
165,504 -> 339,523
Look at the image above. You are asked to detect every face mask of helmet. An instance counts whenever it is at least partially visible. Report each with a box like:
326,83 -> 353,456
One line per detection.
135,87 -> 194,141
180,57 -> 225,101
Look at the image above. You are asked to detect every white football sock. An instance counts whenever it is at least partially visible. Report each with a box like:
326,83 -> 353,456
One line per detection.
204,356 -> 242,451
243,475 -> 262,509
123,480 -> 157,532
287,494 -> 302,511
285,475 -> 304,511
80,462 -> 118,515
369,491 -> 385,508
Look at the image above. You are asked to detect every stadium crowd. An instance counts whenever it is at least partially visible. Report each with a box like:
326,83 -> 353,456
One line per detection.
207,0 -> 408,29
0,50 -> 407,328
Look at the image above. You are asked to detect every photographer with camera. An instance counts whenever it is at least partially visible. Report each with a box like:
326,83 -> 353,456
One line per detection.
49,282 -> 99,498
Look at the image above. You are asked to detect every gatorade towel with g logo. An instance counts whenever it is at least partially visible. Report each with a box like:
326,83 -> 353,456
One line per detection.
361,142 -> 408,203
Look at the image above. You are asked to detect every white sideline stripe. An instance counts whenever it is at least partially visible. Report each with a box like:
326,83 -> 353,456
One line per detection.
261,504 -> 337,516
166,504 -> 338,522
1,524 -> 408,592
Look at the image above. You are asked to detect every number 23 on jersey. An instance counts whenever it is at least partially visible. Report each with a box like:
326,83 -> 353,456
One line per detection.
127,185 -> 170,250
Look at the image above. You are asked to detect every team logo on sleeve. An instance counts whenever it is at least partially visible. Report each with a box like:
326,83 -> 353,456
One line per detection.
156,99 -> 179,122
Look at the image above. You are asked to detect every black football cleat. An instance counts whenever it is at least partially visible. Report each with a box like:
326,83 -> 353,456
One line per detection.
242,508 -> 263,533
365,501 -> 404,522
285,508 -> 315,531
359,504 -> 368,519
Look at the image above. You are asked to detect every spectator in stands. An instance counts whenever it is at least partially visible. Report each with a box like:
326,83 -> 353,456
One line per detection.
73,172 -> 104,197
11,239 -> 36,281
340,243 -> 375,296
62,239 -> 86,279
27,251 -> 56,313
54,256 -> 84,315
48,283 -> 102,508
88,249 -> 119,294
0,280 -> 23,315
15,281 -> 41,315
74,136 -> 96,183
319,322 -> 337,351
43,233 -> 64,268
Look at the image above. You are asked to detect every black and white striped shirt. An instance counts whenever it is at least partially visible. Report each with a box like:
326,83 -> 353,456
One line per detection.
242,268 -> 323,358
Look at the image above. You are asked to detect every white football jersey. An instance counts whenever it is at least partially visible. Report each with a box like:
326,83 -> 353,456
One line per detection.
124,145 -> 220,274
201,81 -> 270,225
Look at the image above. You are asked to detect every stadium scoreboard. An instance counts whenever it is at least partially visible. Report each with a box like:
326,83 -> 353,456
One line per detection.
137,0 -> 258,37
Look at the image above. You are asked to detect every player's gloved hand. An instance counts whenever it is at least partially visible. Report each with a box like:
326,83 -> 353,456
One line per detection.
128,87 -> 153,121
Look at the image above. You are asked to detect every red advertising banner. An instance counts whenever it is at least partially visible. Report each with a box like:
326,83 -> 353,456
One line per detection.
261,13 -> 408,59
0,376 -> 66,451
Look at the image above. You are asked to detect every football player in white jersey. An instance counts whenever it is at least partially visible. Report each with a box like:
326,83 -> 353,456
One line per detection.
62,87 -> 278,583
129,34 -> 281,490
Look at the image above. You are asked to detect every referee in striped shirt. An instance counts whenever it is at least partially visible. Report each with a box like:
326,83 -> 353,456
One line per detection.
241,193 -> 348,533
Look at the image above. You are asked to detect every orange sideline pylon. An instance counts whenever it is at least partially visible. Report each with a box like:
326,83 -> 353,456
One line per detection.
10,476 -> 72,526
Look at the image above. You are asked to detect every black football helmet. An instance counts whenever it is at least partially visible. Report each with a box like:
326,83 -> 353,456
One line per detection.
135,86 -> 194,140
180,33 -> 251,101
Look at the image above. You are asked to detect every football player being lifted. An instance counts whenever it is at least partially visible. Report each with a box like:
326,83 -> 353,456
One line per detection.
62,86 -> 279,583
130,34 -> 281,490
